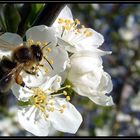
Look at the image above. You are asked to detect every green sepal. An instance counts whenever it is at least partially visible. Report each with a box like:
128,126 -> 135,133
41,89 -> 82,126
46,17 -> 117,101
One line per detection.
17,100 -> 32,107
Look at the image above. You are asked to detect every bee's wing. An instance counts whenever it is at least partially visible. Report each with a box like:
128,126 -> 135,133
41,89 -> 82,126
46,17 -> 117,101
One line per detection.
0,63 -> 24,83
0,38 -> 17,52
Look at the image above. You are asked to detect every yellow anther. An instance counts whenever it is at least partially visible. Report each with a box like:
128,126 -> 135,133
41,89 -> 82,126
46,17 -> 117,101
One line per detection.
66,96 -> 71,101
47,47 -> 51,52
62,104 -> 67,109
45,114 -> 49,118
60,109 -> 64,113
45,68 -> 49,73
49,102 -> 54,106
29,39 -> 34,45
86,31 -> 93,37
65,19 -> 72,24
58,18 -> 64,24
84,30 -> 88,34
43,42 -> 48,46
48,88 -> 52,91
49,59 -> 54,65
40,108 -> 45,112
77,29 -> 81,33
75,19 -> 80,25
64,25 -> 71,31
82,25 -> 85,28
66,85 -> 71,88
50,107 -> 55,112
35,102 -> 39,105
36,41 -> 41,46
63,91 -> 67,96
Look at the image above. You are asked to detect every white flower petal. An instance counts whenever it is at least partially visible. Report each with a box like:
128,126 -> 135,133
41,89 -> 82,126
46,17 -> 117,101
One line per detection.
52,6 -> 73,28
57,37 -> 77,53
67,51 -> 114,106
57,28 -> 105,53
26,25 -> 57,48
72,49 -> 111,57
50,98 -> 82,134
71,71 -> 114,106
0,32 -> 23,46
73,84 -> 114,106
42,46 -> 69,77
0,33 -> 23,58
11,83 -> 33,101
97,72 -> 113,93
18,106 -> 51,136
89,94 -> 114,106
40,75 -> 61,92
69,55 -> 103,74
11,75 -> 61,100
20,69 -> 49,88
77,28 -> 104,49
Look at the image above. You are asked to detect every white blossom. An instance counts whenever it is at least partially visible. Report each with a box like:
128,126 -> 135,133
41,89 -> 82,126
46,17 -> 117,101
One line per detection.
11,75 -> 82,136
52,6 -> 104,53
67,51 -> 114,106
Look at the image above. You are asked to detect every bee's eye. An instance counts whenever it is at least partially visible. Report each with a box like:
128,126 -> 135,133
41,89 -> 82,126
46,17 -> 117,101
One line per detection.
30,45 -> 43,61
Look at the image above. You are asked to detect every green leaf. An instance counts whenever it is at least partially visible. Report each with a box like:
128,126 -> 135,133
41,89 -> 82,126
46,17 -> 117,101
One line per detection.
17,4 -> 44,36
17,100 -> 32,106
0,4 -> 7,31
2,4 -> 21,33
26,4 -> 45,28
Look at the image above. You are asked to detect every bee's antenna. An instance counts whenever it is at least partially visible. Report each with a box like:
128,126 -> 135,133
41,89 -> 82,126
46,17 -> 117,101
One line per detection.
41,42 -> 51,51
41,42 -> 54,70
43,56 -> 54,70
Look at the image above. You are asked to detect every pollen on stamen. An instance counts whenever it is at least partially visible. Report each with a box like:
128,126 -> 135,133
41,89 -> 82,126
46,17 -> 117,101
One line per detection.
62,104 -> 67,109
63,91 -> 67,96
65,19 -> 72,25
66,85 -> 71,88
50,107 -> 55,112
86,31 -> 93,37
47,47 -> 51,53
66,96 -> 71,101
45,114 -> 49,118
64,25 -> 71,31
75,19 -> 81,25
49,102 -> 54,106
60,109 -> 64,113
43,42 -> 48,46
77,29 -> 82,34
36,41 -> 41,46
84,29 -> 93,37
28,39 -> 34,46
45,68 -> 49,73
49,59 -> 54,65
82,25 -> 85,28
58,18 -> 64,24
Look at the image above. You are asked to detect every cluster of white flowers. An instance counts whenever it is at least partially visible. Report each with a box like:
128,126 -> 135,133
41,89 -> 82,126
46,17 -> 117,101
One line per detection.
0,6 -> 114,136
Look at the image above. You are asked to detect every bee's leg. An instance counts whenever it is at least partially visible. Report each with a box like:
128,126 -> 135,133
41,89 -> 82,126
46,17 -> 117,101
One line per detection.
15,74 -> 25,87
15,73 -> 31,90
25,70 -> 36,75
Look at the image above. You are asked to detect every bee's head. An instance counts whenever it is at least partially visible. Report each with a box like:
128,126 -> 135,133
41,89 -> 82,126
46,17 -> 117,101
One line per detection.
30,45 -> 43,62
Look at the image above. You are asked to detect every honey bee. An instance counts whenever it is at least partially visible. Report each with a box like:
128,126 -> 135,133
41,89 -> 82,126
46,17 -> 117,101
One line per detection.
0,38 -> 53,93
